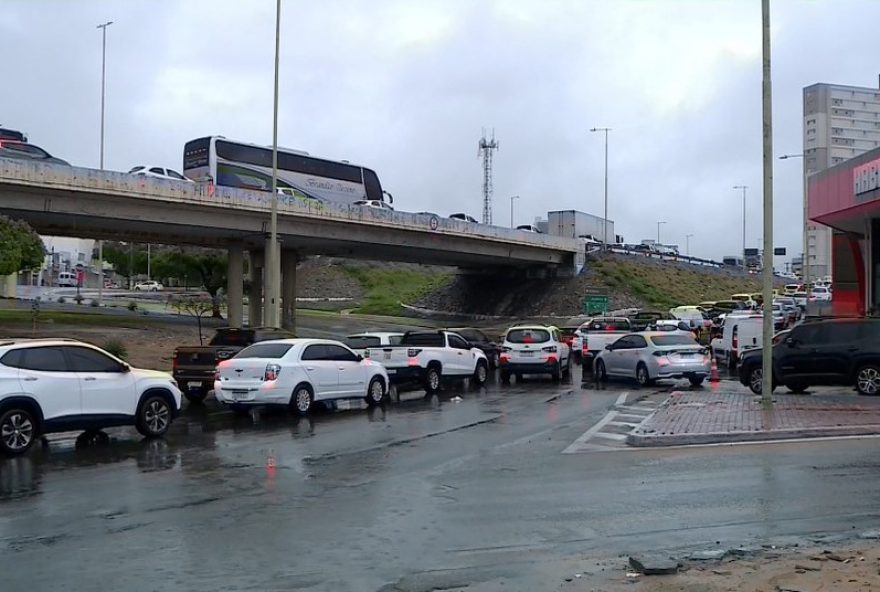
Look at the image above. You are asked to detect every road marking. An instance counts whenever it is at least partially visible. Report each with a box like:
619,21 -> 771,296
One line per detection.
562,410 -> 618,454
607,421 -> 641,428
592,432 -> 627,441
615,392 -> 628,406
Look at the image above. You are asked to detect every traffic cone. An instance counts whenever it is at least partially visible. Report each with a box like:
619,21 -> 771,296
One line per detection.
709,356 -> 720,383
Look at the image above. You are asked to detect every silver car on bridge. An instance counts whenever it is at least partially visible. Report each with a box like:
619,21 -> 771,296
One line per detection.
594,332 -> 711,387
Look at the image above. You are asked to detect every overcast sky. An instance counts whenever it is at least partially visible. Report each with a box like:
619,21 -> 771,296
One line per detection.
3,0 -> 879,265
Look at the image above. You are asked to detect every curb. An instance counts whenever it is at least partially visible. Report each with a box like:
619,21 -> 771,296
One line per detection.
626,424 -> 880,447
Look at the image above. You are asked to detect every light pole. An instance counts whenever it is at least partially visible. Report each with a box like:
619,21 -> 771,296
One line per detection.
656,221 -> 666,245
96,20 -> 112,306
265,0 -> 282,328
780,153 -> 807,285
509,195 -> 519,228
732,185 -> 748,271
686,233 -> 694,257
589,127 -> 611,249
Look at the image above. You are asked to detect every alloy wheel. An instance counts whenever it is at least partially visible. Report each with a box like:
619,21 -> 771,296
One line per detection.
1,412 -> 34,452
370,379 -> 384,402
295,388 -> 312,412
144,400 -> 170,433
750,368 -> 764,393
858,367 -> 880,394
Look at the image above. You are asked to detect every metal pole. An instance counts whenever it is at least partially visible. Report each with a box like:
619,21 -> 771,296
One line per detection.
266,0 -> 282,328
760,0 -> 774,404
603,129 -> 608,249
147,243 -> 151,281
686,234 -> 694,256
509,195 -> 519,228
733,185 -> 748,270
656,221 -> 666,244
96,20 -> 112,306
803,167 -> 810,286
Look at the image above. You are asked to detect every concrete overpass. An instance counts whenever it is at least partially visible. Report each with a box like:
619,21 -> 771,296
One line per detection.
0,159 -> 582,329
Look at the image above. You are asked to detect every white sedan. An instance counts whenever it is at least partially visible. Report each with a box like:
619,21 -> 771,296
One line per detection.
128,166 -> 192,182
354,199 -> 394,211
214,339 -> 389,415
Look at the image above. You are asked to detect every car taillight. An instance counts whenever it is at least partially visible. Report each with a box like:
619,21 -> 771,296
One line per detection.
213,369 -> 220,381
652,351 -> 666,357
542,345 -> 557,353
407,348 -> 422,358
264,363 -> 281,381
582,337 -> 589,352
172,352 -> 178,370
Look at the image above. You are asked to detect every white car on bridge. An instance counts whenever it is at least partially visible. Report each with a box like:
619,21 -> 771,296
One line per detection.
128,166 -> 192,182
215,339 -> 389,415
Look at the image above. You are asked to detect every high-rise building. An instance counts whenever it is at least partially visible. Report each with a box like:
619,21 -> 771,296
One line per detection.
803,80 -> 880,280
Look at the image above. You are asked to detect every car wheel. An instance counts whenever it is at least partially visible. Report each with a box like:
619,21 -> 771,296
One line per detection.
134,286 -> 141,291
688,376 -> 705,387
183,388 -> 207,403
786,382 -> 808,394
0,408 -> 37,456
365,377 -> 386,406
290,384 -> 314,415
856,364 -> 880,396
473,361 -> 488,386
562,356 -> 571,378
636,364 -> 653,387
595,359 -> 607,382
136,395 -> 172,437
500,369 -> 511,383
424,366 -> 441,394
747,366 -> 770,395
551,363 -> 561,382
515,373 -> 523,383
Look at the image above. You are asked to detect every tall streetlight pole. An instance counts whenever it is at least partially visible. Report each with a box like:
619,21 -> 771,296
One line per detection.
780,153 -> 807,285
686,233 -> 694,257
509,195 -> 519,228
265,0 -> 282,328
759,0 -> 774,404
656,221 -> 666,245
732,185 -> 748,271
589,127 -> 611,249
96,20 -> 113,306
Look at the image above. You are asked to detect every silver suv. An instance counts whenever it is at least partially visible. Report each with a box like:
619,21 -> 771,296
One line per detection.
0,339 -> 182,455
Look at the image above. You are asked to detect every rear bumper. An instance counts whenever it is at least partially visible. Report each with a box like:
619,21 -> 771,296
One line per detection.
384,366 -> 428,383
173,371 -> 214,390
214,383 -> 291,406
500,361 -> 559,374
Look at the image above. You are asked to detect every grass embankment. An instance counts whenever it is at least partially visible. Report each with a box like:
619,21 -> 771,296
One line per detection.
0,309 -> 159,328
590,258 -> 775,310
342,266 -> 452,316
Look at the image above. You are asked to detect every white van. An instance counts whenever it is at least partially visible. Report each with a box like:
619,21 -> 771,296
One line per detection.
712,314 -> 762,370
56,272 -> 77,287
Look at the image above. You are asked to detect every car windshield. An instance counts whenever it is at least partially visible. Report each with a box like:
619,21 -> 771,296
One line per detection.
455,329 -> 485,342
650,335 -> 698,346
506,328 -> 550,343
234,343 -> 292,359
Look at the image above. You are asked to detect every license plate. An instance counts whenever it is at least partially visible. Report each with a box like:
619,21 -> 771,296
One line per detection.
387,368 -> 397,374
520,351 -> 534,357
232,390 -> 249,401
187,381 -> 202,388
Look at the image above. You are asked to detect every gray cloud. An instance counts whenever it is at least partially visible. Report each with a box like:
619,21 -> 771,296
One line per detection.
2,0 -> 879,266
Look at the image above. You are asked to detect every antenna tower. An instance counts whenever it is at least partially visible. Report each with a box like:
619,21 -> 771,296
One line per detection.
478,129 -> 499,225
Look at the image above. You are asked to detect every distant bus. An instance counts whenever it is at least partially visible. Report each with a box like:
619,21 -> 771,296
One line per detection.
723,256 -> 744,267
182,136 -> 387,206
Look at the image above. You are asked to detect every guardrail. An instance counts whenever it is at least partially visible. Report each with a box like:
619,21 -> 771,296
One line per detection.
603,245 -> 724,268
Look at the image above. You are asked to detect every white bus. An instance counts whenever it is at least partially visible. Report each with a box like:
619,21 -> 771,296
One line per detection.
182,136 -> 389,207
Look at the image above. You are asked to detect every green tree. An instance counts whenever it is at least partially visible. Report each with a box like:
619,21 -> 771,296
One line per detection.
0,215 -> 45,275
159,248 -> 228,318
102,242 -> 148,284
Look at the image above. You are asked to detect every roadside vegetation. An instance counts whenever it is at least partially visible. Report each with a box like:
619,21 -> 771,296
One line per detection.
342,265 -> 452,316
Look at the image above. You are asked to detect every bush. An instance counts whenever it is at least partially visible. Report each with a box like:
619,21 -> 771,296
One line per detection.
127,301 -> 138,312
57,296 -> 66,304
90,299 -> 99,307
74,294 -> 84,305
103,339 -> 128,360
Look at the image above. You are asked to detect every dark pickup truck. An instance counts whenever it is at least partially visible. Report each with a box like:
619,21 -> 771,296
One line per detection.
172,327 -> 294,402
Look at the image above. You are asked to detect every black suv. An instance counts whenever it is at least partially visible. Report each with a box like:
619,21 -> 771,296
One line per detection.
738,318 -> 880,395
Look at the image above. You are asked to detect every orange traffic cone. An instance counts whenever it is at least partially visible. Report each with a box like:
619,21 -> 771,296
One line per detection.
709,356 -> 720,383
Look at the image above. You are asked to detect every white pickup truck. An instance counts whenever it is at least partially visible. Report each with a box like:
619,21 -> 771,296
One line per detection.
572,317 -> 633,370
365,330 -> 489,393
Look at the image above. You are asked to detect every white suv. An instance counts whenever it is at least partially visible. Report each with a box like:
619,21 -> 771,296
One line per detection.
134,280 -> 163,292
499,325 -> 571,382
0,339 -> 182,455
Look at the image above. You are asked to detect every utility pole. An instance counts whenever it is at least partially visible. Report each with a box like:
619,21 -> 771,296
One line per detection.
590,127 -> 611,249
96,20 -> 112,306
509,195 -> 519,228
760,0 -> 774,404
779,153 -> 808,285
265,0 -> 282,328
656,221 -> 666,245
732,185 -> 748,270
478,130 -> 499,225
686,233 -> 694,257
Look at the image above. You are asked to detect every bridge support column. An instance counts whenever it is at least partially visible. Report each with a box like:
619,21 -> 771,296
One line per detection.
281,249 -> 298,333
227,244 -> 244,328
248,249 -> 264,327
263,238 -> 281,328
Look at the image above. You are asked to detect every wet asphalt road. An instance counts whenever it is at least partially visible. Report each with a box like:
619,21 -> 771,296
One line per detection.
2,367 -> 880,592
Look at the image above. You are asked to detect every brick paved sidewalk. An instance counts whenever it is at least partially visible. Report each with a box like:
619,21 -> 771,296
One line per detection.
627,390 -> 880,447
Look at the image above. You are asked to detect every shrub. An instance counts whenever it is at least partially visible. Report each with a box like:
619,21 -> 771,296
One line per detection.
127,301 -> 138,312
90,299 -> 99,307
74,294 -> 84,305
103,339 -> 128,360
57,296 -> 66,304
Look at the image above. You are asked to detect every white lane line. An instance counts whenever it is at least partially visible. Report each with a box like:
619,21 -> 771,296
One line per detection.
592,432 -> 627,441
570,433 -> 880,454
625,405 -> 657,413
615,392 -> 628,406
615,413 -> 651,421
607,421 -> 641,428
562,410 -> 618,454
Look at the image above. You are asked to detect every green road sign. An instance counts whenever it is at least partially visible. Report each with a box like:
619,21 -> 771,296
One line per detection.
583,294 -> 609,315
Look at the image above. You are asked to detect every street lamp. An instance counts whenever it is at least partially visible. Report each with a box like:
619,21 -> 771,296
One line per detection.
779,153 -> 807,285
96,20 -> 113,306
656,221 -> 666,244
265,0 -> 282,328
589,127 -> 611,249
686,233 -> 694,257
732,185 -> 748,271
509,195 -> 520,228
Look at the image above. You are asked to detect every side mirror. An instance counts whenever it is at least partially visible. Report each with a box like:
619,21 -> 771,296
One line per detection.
785,337 -> 797,347
120,363 -> 131,373
357,354 -> 364,362
605,344 -> 614,351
